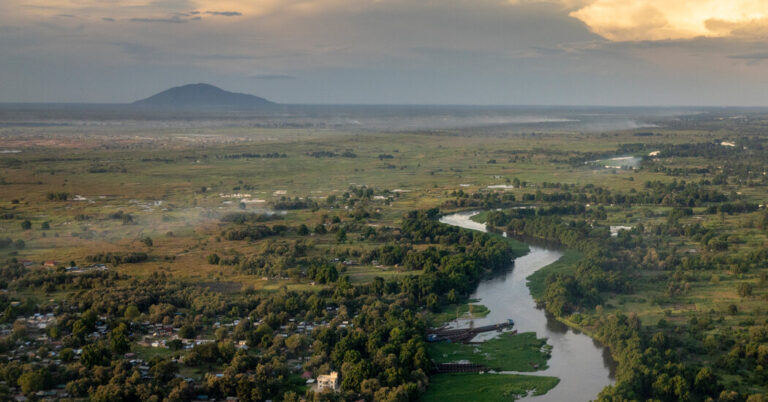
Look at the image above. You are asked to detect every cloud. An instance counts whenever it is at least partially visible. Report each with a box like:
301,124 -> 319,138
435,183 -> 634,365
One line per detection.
569,0 -> 768,41
4,0 -> 768,105
250,73 -> 296,80
206,11 -> 242,16
729,51 -> 768,60
129,16 -> 190,23
7,0 -> 768,44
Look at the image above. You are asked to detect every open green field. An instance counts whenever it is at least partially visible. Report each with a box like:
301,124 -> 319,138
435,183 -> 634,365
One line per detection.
428,301 -> 490,326
422,373 -> 560,402
428,332 -> 551,372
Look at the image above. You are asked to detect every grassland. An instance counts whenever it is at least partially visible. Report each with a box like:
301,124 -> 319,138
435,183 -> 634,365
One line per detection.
428,332 -> 551,372
422,373 -> 559,402
6,111 -> 768,398
0,124 -> 675,289
427,301 -> 490,326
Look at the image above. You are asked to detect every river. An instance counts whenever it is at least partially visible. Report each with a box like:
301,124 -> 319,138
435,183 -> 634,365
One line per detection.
439,211 -> 615,402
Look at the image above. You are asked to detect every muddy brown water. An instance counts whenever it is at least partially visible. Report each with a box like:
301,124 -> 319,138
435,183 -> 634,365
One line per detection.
439,211 -> 615,402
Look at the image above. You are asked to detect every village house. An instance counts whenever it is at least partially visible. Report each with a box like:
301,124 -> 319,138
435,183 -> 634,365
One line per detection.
317,371 -> 339,392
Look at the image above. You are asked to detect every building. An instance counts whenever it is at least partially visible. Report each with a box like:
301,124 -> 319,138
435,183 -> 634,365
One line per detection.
317,371 -> 339,392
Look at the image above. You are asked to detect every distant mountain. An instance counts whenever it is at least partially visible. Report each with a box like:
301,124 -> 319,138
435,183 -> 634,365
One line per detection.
133,83 -> 276,108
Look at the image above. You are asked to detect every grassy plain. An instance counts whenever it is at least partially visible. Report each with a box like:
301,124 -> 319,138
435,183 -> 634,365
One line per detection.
5,112 -> 768,397
427,301 -> 490,326
0,125 -> 677,289
422,373 -> 559,402
428,332 -> 551,372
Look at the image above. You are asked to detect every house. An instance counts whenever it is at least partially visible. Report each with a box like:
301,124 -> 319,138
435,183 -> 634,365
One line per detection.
317,371 -> 339,392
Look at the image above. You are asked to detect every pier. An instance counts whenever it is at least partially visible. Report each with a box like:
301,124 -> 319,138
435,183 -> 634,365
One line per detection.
433,363 -> 488,373
427,320 -> 514,343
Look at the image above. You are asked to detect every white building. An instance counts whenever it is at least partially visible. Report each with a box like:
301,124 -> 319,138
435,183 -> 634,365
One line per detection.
317,371 -> 339,392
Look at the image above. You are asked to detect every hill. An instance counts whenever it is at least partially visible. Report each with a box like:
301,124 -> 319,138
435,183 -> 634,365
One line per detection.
133,83 -> 276,108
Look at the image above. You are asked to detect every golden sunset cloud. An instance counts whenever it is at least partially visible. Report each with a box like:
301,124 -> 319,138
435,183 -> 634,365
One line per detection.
6,0 -> 768,42
569,0 -> 768,41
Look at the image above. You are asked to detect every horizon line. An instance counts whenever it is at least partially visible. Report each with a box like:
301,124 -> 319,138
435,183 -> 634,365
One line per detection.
1,101 -> 767,109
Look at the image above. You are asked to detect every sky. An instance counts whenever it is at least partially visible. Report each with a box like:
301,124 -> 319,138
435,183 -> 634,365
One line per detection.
2,0 -> 768,105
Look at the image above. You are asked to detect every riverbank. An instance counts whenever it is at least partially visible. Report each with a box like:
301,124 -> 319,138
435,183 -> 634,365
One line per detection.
434,211 -> 614,401
526,249 -> 583,300
475,215 -> 603,337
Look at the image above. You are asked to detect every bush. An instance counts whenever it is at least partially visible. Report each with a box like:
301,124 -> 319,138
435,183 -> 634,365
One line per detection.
738,283 -> 754,298
207,253 -> 220,265
46,192 -> 69,201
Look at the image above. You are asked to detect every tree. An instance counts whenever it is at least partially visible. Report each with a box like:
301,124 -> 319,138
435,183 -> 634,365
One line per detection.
81,343 -> 110,368
110,331 -> 130,354
12,319 -> 26,340
91,383 -> 127,402
20,220 -> 31,230
124,305 -> 140,320
297,224 -> 310,236
150,360 -> 178,382
336,228 -> 347,243
426,293 -> 439,312
59,348 -> 74,362
18,370 -> 45,395
141,236 -> 153,247
167,339 -> 183,350
179,324 -> 197,339
285,334 -> 303,354
447,289 -> 457,303
694,367 -> 719,396
166,380 -> 194,402
41,221 -> 50,230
